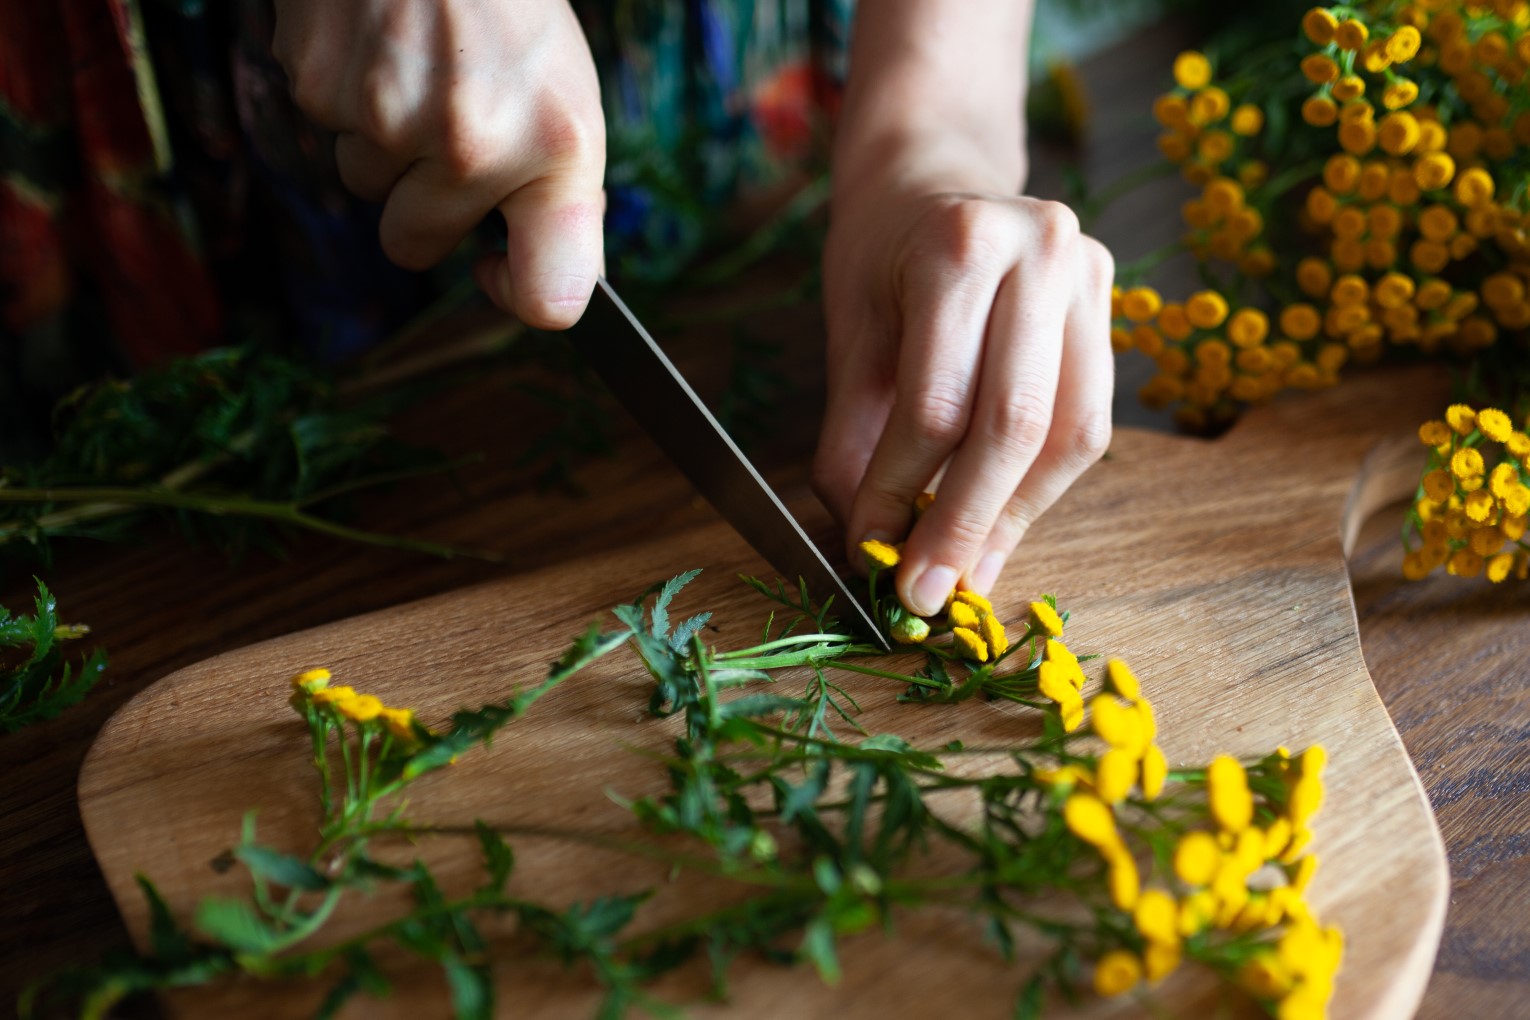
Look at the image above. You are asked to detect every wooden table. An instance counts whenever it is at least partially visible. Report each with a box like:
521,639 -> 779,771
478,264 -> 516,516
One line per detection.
2,19 -> 1525,1020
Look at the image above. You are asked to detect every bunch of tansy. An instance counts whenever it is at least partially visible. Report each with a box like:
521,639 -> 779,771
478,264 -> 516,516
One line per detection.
859,536 -> 1341,1016
1404,402 -> 1530,579
1116,2 -> 1530,435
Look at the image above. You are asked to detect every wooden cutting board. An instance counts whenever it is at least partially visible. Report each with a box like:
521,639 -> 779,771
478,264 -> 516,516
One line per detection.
79,367 -> 1451,1019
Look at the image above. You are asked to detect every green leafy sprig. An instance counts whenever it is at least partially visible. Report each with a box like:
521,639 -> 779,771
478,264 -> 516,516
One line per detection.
0,578 -> 107,733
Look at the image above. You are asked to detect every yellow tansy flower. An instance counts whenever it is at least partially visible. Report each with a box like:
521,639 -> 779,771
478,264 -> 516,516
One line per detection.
978,612 -> 1008,658
1038,661 -> 1079,704
1173,51 -> 1212,90
1105,846 -> 1141,910
1028,600 -> 1064,637
1445,404 -> 1477,436
1207,755 -> 1254,833
1476,408 -> 1512,443
1093,949 -> 1143,997
380,706 -> 417,742
951,626 -> 988,663
1063,791 -> 1119,849
1486,553 -> 1515,583
1334,17 -> 1368,51
947,600 -> 981,631
1105,658 -> 1141,700
1302,7 -> 1337,45
1417,421 -> 1451,447
1091,694 -> 1145,752
1141,745 -> 1169,801
338,694 -> 384,722
1450,447 -> 1485,480
1133,888 -> 1180,946
1386,25 -> 1421,62
859,539 -> 901,570
1096,748 -> 1138,804
1144,941 -> 1181,983
290,667 -> 332,691
1422,470 -> 1454,503
953,589 -> 993,615
311,685 -> 358,705
1185,290 -> 1229,329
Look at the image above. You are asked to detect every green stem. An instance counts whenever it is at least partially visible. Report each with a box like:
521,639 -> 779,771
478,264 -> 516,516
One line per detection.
824,659 -> 941,689
1079,160 -> 1180,229
0,486 -> 506,562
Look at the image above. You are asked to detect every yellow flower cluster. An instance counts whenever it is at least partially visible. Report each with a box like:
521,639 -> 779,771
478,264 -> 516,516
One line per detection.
1406,403 -> 1530,581
1048,662 -> 1340,1014
290,667 -> 421,744
1120,2 -> 1530,431
857,534 -> 1015,660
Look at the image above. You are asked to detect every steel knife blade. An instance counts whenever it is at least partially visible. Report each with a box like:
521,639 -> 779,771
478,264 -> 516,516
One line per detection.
568,277 -> 890,651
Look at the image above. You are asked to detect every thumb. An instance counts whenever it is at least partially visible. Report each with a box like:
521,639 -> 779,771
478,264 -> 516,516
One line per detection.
478,178 -> 605,329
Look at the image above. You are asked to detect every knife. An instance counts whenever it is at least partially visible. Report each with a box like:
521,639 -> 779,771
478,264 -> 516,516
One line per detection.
567,277 -> 890,651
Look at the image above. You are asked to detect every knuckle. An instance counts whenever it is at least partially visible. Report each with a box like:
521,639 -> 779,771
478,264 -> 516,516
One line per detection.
535,104 -> 603,169
920,199 -> 1004,274
935,513 -> 991,558
1065,410 -> 1113,467
989,391 -> 1053,457
1080,235 -> 1116,291
907,384 -> 971,448
1032,199 -> 1081,252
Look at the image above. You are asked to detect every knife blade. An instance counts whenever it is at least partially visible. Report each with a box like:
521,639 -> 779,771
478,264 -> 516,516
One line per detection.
568,277 -> 890,651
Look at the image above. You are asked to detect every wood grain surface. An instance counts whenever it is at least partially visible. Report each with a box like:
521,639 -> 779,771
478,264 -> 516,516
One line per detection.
79,367 -> 1450,1019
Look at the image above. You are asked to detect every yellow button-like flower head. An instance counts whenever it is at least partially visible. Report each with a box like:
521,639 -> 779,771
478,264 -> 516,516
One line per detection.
380,706 -> 417,743
951,626 -> 988,662
978,612 -> 1008,658
1028,600 -> 1064,637
1207,755 -> 1254,833
1302,7 -> 1338,45
1063,791 -> 1119,849
948,600 -> 981,631
338,694 -> 384,722
311,685 -> 357,705
1477,407 -> 1512,443
859,539 -> 901,571
1172,51 -> 1212,90
889,613 -> 931,645
1093,949 -> 1143,997
1105,659 -> 1141,700
1133,887 -> 1180,946
290,668 -> 332,692
1141,744 -> 1169,801
1096,748 -> 1138,804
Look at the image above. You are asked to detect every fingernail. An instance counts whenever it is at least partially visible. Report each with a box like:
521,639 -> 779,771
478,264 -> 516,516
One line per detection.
970,552 -> 1007,594
908,565 -> 958,617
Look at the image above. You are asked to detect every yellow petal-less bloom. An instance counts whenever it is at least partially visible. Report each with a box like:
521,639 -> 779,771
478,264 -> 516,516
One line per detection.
1464,489 -> 1495,523
953,589 -> 994,615
1454,168 -> 1495,207
1450,447 -> 1485,479
1105,846 -> 1141,910
1300,53 -> 1339,85
951,626 -> 988,662
859,539 -> 901,570
1334,18 -> 1368,51
1038,661 -> 1078,704
1097,747 -> 1138,804
1141,744 -> 1169,801
291,668 -> 332,691
1059,692 -> 1085,733
1173,51 -> 1212,90
1092,694 -> 1145,751
1064,791 -> 1119,849
1093,949 -> 1143,997
1105,658 -> 1141,700
312,685 -> 358,705
380,706 -> 417,742
1413,151 -> 1454,191
1144,940 -> 1181,983
1134,887 -> 1181,946
1422,470 -> 1454,504
1445,404 -> 1477,436
1301,95 -> 1338,127
1385,25 -> 1422,62
948,600 -> 981,631
338,694 -> 384,722
1185,290 -> 1229,329
1330,75 -> 1364,102
1208,755 -> 1254,833
1487,553 -> 1515,583
1227,308 -> 1269,347
1302,7 -> 1337,45
1230,104 -> 1263,136
1383,79 -> 1419,110
1121,286 -> 1162,321
1028,600 -> 1064,637
978,612 -> 1008,659
1476,408 -> 1512,443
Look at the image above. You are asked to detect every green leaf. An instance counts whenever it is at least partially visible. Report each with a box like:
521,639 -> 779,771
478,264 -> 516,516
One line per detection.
235,844 -> 328,891
137,874 -> 191,960
441,953 -> 493,1020
668,611 -> 712,652
649,569 -> 702,639
475,821 -> 514,893
1013,974 -> 1045,1020
799,917 -> 841,985
194,898 -> 281,954
714,694 -> 802,721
